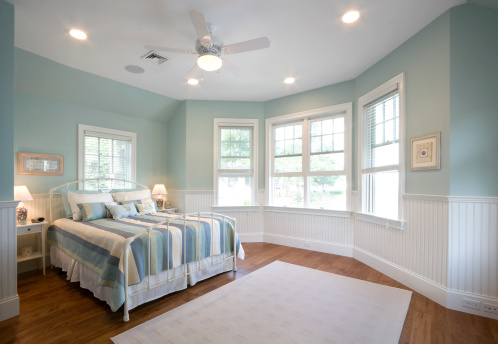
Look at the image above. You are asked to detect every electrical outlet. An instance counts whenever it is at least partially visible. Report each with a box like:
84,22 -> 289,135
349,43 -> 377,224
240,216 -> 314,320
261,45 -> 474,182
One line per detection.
462,298 -> 480,310
483,303 -> 498,314
304,242 -> 311,248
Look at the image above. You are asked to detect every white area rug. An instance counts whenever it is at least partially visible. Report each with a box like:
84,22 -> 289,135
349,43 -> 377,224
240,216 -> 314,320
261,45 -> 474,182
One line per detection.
112,261 -> 412,344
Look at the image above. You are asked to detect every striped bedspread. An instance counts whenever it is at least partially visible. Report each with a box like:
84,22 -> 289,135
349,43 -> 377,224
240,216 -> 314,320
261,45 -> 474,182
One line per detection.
47,212 -> 244,311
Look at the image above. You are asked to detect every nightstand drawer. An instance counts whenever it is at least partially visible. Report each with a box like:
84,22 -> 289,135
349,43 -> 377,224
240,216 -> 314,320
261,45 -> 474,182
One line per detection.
17,224 -> 42,235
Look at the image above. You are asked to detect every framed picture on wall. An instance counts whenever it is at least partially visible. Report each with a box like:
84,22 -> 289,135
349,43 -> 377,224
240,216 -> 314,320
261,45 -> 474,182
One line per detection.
410,132 -> 440,171
18,152 -> 64,175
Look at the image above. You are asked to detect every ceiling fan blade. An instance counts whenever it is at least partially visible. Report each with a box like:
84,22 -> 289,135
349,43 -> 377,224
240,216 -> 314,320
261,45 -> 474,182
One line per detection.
144,45 -> 196,54
189,10 -> 212,48
222,37 -> 270,55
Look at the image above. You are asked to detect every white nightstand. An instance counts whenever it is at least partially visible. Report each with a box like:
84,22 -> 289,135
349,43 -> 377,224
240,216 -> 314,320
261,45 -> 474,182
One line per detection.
163,208 -> 177,214
17,221 -> 48,275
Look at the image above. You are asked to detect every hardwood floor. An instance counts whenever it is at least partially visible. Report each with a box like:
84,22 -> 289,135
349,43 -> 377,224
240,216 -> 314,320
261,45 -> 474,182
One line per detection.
1,243 -> 497,343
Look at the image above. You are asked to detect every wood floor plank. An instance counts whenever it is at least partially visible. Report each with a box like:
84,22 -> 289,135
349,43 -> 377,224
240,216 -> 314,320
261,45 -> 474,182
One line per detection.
1,243 -> 496,344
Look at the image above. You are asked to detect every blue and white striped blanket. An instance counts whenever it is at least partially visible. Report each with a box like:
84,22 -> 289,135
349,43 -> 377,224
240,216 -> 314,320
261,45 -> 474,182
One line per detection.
47,212 -> 244,311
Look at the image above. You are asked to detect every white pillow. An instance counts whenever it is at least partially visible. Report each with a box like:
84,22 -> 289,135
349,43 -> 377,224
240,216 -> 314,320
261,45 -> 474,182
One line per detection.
68,191 -> 114,221
111,189 -> 151,203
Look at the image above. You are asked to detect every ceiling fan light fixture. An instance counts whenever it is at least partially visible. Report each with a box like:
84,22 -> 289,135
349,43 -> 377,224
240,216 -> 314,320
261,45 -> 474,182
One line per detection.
188,78 -> 200,85
197,54 -> 223,72
342,10 -> 360,23
69,29 -> 87,40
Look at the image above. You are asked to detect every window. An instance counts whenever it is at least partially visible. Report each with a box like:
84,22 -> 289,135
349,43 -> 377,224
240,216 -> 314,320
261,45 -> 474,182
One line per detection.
267,104 -> 352,210
358,73 -> 404,220
214,119 -> 258,206
78,124 -> 136,190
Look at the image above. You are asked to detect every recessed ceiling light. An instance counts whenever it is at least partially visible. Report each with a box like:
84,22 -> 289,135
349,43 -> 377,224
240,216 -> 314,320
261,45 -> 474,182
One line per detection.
69,29 -> 87,40
284,77 -> 295,84
188,78 -> 199,86
342,11 -> 360,24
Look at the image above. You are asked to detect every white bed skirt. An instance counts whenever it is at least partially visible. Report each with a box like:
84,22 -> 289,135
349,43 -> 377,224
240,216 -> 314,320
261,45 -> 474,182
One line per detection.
50,246 -> 234,311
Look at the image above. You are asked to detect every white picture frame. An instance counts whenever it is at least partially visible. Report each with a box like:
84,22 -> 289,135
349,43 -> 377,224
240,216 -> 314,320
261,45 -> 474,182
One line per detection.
410,132 -> 440,171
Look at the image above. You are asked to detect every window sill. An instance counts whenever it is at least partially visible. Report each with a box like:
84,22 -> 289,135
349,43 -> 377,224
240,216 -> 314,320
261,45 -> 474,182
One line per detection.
212,205 -> 260,212
264,206 -> 352,218
356,212 -> 405,230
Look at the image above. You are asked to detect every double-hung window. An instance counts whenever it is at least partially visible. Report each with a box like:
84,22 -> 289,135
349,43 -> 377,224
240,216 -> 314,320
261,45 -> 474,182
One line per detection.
358,73 -> 404,220
78,124 -> 136,190
267,104 -> 352,210
214,119 -> 258,206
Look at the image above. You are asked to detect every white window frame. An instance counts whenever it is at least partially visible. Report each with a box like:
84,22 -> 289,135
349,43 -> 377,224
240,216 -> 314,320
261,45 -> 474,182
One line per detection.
213,118 -> 259,207
78,124 -> 137,181
358,73 -> 405,224
265,103 -> 353,211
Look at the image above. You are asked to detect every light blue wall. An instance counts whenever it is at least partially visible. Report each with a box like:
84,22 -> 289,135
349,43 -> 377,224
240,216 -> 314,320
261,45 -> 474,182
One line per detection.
264,81 -> 355,119
185,100 -> 265,190
449,4 -> 498,196
0,1 -> 15,201
166,101 -> 187,190
14,50 -> 169,194
355,11 -> 451,195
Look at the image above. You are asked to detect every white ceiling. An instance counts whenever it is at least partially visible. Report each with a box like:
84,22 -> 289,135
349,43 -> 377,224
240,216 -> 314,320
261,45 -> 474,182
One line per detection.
8,0 -> 466,102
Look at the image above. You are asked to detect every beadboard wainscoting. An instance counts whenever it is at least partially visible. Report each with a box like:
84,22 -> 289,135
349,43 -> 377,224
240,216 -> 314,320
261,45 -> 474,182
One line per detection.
446,196 -> 498,317
0,201 -> 20,321
14,190 -> 498,319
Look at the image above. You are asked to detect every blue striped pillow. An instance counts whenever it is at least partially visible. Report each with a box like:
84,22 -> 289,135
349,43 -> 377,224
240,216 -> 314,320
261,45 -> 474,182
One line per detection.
106,203 -> 139,220
77,202 -> 115,222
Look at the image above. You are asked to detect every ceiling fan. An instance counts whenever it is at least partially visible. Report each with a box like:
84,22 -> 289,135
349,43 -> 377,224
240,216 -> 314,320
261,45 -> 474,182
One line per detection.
145,10 -> 270,72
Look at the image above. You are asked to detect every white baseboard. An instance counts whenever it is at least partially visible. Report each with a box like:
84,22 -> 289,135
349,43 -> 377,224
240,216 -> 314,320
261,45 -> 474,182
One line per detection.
238,233 -> 264,243
446,290 -> 498,320
0,295 -> 19,322
263,234 -> 353,257
353,247 -> 498,320
353,247 -> 448,307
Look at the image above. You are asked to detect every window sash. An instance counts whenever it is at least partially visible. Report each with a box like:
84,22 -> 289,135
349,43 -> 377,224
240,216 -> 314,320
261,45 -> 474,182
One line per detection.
269,110 -> 349,209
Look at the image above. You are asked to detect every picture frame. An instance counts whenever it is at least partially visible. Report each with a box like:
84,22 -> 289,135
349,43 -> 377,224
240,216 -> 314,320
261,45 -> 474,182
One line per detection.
410,132 -> 440,171
18,152 -> 64,176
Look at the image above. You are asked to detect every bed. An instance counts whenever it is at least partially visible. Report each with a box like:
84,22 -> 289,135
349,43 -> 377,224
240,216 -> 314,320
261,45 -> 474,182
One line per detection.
47,178 -> 244,322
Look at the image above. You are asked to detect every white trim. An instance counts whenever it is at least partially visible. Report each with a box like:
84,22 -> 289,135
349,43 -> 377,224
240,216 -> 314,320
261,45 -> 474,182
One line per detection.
238,233 -> 264,242
358,73 -> 405,221
265,102 -> 352,210
353,247 -> 448,307
264,206 -> 352,218
403,193 -> 449,202
78,124 -> 137,182
356,212 -> 405,230
0,201 -> 19,208
0,296 -> 20,322
212,205 -> 260,212
264,234 -> 353,257
213,118 -> 259,207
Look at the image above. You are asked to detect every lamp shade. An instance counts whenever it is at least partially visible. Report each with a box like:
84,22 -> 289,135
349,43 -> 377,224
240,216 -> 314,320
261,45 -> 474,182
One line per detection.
152,184 -> 167,195
14,185 -> 33,201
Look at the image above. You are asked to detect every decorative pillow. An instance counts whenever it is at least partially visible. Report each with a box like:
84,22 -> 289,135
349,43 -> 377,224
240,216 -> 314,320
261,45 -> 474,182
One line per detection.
121,198 -> 158,212
111,189 -> 151,203
61,189 -> 101,219
69,192 -> 114,221
106,203 -> 139,220
77,202 -> 117,222
136,203 -> 155,215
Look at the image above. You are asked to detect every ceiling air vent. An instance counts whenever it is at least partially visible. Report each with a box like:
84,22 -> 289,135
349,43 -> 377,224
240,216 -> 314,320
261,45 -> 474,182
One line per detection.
140,51 -> 169,65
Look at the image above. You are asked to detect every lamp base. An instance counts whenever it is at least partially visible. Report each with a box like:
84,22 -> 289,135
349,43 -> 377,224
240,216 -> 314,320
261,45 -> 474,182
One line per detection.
156,196 -> 164,209
17,206 -> 28,225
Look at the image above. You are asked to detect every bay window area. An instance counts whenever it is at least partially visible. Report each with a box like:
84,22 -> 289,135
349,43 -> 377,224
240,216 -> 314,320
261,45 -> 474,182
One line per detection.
267,104 -> 352,211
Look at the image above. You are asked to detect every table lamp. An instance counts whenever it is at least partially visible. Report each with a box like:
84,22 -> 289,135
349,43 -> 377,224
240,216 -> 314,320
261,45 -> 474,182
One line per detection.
152,184 -> 167,209
14,185 -> 33,225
